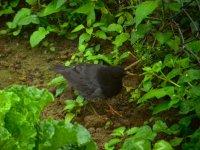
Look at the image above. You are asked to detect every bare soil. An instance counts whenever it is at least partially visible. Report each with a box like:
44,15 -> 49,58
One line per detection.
0,36 -> 152,149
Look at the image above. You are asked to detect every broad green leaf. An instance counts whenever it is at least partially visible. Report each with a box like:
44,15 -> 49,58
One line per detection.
153,120 -> 168,133
152,61 -> 162,73
73,2 -> 95,14
166,2 -> 180,12
86,27 -> 93,35
120,51 -> 130,60
105,138 -> 121,150
167,36 -> 180,51
86,54 -> 113,64
94,30 -> 110,40
170,137 -> 183,147
26,0 -> 37,5
126,127 -> 139,135
154,32 -> 173,45
121,138 -> 151,150
18,15 -> 39,26
131,24 -> 152,43
87,9 -> 95,26
93,22 -> 105,27
153,140 -> 174,150
71,24 -> 85,32
135,1 -> 159,26
185,40 -> 200,52
48,76 -> 66,86
0,91 -> 20,126
39,0 -> 66,16
179,69 -> 200,83
10,0 -> 20,7
111,127 -> 126,137
134,126 -> 156,141
182,128 -> 200,149
142,74 -> 153,91
112,33 -> 129,47
177,57 -> 190,68
167,69 -> 181,80
107,23 -> 123,33
164,54 -> 177,68
7,8 -> 31,29
76,124 -> 92,145
30,27 -> 50,47
153,101 -> 170,114
117,16 -> 125,25
138,87 -> 174,103
64,100 -> 76,111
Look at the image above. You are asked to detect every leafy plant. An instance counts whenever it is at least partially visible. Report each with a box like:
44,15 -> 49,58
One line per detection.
105,120 -> 180,150
0,85 -> 97,150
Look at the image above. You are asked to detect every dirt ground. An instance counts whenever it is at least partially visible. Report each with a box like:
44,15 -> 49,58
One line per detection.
0,36 -> 152,149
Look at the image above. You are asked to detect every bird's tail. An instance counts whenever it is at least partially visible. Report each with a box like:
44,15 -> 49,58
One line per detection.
50,64 -> 70,74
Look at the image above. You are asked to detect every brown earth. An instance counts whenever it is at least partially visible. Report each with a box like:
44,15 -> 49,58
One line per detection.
0,36 -> 152,149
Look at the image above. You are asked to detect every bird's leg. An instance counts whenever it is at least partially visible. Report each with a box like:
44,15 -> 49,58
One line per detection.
106,102 -> 122,117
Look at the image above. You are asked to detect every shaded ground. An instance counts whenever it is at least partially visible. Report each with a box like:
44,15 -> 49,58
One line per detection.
0,36 -> 151,149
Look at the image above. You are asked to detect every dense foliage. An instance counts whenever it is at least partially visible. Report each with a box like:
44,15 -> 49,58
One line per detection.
0,0 -> 199,149
0,85 -> 97,150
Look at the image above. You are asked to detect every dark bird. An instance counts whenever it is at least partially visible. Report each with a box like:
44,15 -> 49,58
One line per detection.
52,64 -> 125,100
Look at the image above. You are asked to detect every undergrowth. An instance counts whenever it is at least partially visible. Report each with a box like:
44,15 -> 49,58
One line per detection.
0,0 -> 199,149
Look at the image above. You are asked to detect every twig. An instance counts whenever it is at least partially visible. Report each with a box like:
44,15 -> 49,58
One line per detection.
124,60 -> 141,71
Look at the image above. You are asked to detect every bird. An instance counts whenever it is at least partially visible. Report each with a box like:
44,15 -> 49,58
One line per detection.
51,64 -> 125,100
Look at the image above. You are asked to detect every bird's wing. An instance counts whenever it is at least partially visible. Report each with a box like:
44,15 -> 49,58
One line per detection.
65,64 -> 104,99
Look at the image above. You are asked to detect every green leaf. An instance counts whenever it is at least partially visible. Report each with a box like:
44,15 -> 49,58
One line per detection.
76,124 -> 92,145
153,120 -> 168,133
154,32 -> 173,45
185,40 -> 200,52
7,8 -> 31,29
26,0 -> 37,5
142,74 -> 153,91
94,30 -> 110,40
71,24 -> 85,32
177,57 -> 190,68
166,69 -> 181,80
131,24 -> 152,43
30,27 -> 50,47
73,2 -> 95,15
65,113 -> 75,123
166,2 -> 180,12
135,1 -> 159,26
179,69 -> 200,83
87,8 -> 95,26
153,101 -> 170,115
86,27 -> 93,35
39,0 -> 66,16
112,33 -> 129,47
105,138 -> 121,150
121,138 -> 151,150
164,54 -> 177,68
170,137 -> 183,147
107,23 -> 123,33
64,100 -> 76,111
138,87 -> 175,103
153,140 -> 174,150
0,91 -> 20,126
152,61 -> 162,73
134,126 -> 156,141
111,127 -> 126,137
167,36 -> 180,51
126,127 -> 139,135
